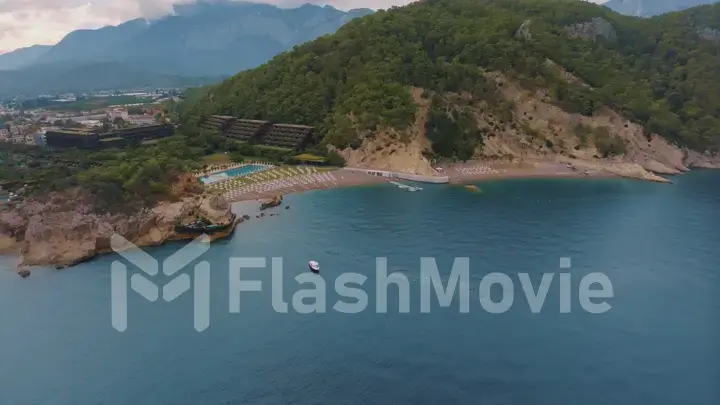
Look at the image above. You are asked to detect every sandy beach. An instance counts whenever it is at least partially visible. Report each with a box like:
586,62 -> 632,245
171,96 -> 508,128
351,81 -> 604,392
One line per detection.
221,160 -> 618,204
441,159 -> 616,184
224,169 -> 386,202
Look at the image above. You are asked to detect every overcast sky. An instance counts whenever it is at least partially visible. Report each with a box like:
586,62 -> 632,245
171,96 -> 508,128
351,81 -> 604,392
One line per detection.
0,0 -> 607,53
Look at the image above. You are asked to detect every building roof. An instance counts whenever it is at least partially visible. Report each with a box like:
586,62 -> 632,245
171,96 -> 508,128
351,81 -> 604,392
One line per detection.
294,153 -> 326,162
48,129 -> 97,136
272,123 -> 313,129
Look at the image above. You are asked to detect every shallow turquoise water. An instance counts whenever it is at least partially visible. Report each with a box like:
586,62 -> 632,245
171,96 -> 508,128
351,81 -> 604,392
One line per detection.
1,172 -> 719,404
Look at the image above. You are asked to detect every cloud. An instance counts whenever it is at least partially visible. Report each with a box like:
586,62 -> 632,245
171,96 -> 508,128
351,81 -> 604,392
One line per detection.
0,0 -> 204,51
0,0 -> 607,53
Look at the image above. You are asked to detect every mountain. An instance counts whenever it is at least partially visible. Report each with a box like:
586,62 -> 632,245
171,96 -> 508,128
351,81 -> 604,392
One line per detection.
182,0 -> 720,176
0,45 -> 52,70
603,0 -> 718,16
0,62 -> 221,96
0,1 -> 371,96
36,19 -> 151,66
30,1 -> 373,77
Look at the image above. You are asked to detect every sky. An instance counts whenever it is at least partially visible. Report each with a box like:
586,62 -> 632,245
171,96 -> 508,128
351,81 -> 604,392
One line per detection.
0,0 -> 607,53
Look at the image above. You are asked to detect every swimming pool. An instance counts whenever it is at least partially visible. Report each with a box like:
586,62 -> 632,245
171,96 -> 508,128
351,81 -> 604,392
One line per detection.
200,164 -> 267,184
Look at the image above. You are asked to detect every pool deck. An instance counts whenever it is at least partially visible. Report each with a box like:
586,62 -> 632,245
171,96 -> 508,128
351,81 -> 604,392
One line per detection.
203,166 -> 384,202
196,162 -> 274,177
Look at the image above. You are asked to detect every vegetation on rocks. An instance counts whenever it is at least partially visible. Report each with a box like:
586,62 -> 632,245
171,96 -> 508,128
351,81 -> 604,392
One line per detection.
2,134 -> 208,212
1,126 -> 345,211
182,0 -> 720,158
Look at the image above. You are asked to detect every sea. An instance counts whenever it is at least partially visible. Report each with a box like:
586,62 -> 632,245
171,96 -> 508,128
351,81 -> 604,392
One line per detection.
1,171 -> 718,405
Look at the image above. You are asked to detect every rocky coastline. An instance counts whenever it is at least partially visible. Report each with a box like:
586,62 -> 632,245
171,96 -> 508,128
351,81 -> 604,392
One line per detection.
2,144 -> 718,277
0,188 -> 240,277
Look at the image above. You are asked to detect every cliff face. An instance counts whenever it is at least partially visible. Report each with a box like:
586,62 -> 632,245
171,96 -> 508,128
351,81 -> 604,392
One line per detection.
566,17 -> 617,41
332,74 -> 719,181
338,88 -> 439,176
0,191 -> 236,270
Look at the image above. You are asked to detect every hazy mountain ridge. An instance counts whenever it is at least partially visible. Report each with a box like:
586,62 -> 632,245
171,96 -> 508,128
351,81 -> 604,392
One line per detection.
28,2 -> 372,77
0,45 -> 53,71
36,19 -> 151,67
0,1 -> 372,96
0,62 -> 222,96
604,0 -> 718,16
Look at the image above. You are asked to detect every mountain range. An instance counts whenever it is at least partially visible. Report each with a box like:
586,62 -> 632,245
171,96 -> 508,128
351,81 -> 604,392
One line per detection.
0,1 -> 372,96
0,62 -> 221,97
603,0 -> 719,16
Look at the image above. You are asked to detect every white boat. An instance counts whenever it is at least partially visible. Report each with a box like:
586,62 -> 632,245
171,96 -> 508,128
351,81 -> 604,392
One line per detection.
308,260 -> 320,273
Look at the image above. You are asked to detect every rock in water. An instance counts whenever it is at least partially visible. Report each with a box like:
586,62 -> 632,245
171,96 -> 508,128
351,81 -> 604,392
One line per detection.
18,268 -> 30,278
260,195 -> 283,210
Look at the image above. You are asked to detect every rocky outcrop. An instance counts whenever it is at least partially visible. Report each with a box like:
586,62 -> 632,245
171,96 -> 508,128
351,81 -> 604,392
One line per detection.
0,190 -> 237,272
697,27 -> 720,42
572,160 -> 671,183
515,20 -> 533,41
470,71 -> 713,181
684,149 -> 720,168
260,195 -> 283,210
567,17 -> 617,41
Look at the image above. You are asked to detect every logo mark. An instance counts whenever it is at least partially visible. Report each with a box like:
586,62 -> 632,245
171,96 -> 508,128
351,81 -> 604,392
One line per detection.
110,234 -> 211,332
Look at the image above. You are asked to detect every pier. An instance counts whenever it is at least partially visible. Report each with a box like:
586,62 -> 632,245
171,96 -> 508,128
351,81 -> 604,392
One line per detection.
342,168 -> 449,183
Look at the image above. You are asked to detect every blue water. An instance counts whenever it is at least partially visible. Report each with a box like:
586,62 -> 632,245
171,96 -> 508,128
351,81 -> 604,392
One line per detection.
1,172 -> 719,404
200,164 -> 266,184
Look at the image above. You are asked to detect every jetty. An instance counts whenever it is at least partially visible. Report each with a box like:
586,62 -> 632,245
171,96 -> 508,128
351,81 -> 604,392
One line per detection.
342,168 -> 449,183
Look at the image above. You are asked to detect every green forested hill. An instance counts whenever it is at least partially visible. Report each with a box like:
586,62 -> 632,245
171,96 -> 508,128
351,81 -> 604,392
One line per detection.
182,0 -> 720,155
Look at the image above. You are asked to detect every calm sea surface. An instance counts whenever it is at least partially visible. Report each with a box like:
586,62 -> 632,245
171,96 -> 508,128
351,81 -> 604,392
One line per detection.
1,172 -> 719,404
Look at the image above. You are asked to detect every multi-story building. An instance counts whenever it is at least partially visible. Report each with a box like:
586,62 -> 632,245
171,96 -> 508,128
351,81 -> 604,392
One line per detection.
200,115 -> 313,150
108,108 -> 129,121
44,124 -> 174,149
127,115 -> 156,126
44,129 -> 99,148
